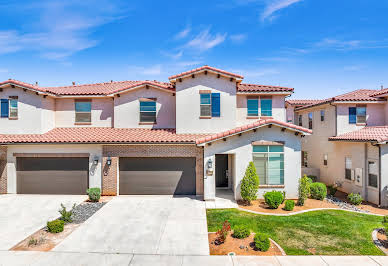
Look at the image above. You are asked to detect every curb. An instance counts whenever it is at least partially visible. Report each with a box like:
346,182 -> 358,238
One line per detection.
269,238 -> 286,256
372,228 -> 388,256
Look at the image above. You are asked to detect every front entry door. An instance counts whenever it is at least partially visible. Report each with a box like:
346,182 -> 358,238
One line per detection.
215,154 -> 228,187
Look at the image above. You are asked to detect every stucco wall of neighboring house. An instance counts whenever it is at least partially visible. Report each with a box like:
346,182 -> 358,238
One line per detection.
6,144 -> 103,193
175,72 -> 237,133
41,96 -> 56,132
0,86 -> 50,134
203,126 -> 302,201
114,86 -> 175,129
385,102 -> 388,125
55,98 -> 114,127
285,104 -> 295,123
336,103 -> 385,135
0,146 -> 7,194
380,144 -> 388,206
236,95 -> 286,126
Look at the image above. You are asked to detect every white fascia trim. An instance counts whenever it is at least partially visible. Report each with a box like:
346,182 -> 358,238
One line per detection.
0,83 -> 56,97
107,84 -> 174,96
332,101 -> 386,104
170,69 -> 243,82
236,92 -> 292,95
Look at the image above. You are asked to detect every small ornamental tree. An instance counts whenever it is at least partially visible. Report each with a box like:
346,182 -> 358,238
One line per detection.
240,162 -> 260,205
297,175 -> 310,206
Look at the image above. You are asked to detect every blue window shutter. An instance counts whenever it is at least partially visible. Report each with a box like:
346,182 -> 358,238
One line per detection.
349,107 -> 356,124
211,93 -> 220,117
1,99 -> 8,118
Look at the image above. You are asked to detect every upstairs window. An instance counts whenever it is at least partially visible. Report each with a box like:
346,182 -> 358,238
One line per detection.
320,110 -> 325,121
260,96 -> 272,117
140,98 -> 157,123
247,97 -> 258,117
253,145 -> 284,185
323,154 -> 328,166
75,99 -> 91,123
345,157 -> 352,180
302,151 -> 308,167
298,115 -> 302,126
200,92 -> 220,117
308,112 -> 313,129
9,98 -> 18,119
0,97 -> 18,119
349,106 -> 366,124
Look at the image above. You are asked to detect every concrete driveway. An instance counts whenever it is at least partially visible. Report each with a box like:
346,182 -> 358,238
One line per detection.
0,194 -> 87,250
54,196 -> 209,255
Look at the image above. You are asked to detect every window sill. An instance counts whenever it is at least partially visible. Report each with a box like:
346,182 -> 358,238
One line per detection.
139,122 -> 156,125
8,117 -> 18,120
246,116 -> 259,119
74,122 -> 91,125
199,116 -> 212,119
260,116 -> 273,119
356,123 -> 366,126
259,185 -> 285,188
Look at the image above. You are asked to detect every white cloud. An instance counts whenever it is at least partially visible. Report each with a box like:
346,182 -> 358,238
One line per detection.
261,0 -> 302,21
175,26 -> 191,40
232,68 -> 279,78
185,29 -> 227,52
343,65 -> 363,72
230,34 -> 247,43
316,38 -> 362,50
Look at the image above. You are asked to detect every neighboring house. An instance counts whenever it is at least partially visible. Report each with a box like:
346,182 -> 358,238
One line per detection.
0,66 -> 311,201
288,89 -> 388,206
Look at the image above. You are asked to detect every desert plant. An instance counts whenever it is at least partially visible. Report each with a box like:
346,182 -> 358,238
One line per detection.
58,203 -> 76,223
215,220 -> 231,244
28,237 -> 38,247
327,184 -> 337,196
240,162 -> 260,205
297,175 -> 310,206
47,219 -> 64,233
310,182 -> 327,200
254,233 -> 270,252
232,226 -> 250,239
263,191 -> 284,209
347,193 -> 363,205
284,200 -> 295,211
87,187 -> 101,202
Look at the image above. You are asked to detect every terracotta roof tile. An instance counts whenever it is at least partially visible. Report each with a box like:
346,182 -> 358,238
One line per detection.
0,128 -> 208,144
286,99 -> 324,106
237,84 -> 293,93
329,126 -> 388,143
169,65 -> 244,80
333,89 -> 384,102
370,88 -> 388,97
196,118 -> 312,145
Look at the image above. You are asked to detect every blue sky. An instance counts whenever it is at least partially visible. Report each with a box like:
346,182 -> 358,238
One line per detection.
1,0 -> 388,99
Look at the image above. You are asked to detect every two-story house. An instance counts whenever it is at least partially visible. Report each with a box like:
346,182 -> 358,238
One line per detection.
287,89 -> 388,206
0,66 -> 311,201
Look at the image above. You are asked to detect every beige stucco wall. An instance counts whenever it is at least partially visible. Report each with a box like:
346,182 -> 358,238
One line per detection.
55,98 -> 113,127
6,144 -> 103,193
114,86 -> 175,129
236,95 -> 286,126
175,72 -> 237,133
286,104 -> 295,123
203,126 -> 302,200
385,102 -> 388,125
381,144 -> 388,206
41,96 -> 56,132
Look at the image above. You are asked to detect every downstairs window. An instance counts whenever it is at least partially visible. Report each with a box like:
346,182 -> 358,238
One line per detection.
253,145 -> 284,185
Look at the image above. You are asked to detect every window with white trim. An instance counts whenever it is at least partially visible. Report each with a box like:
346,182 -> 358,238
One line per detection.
323,154 -> 328,166
308,112 -> 313,129
320,110 -> 325,122
368,161 -> 378,188
75,99 -> 92,123
252,145 -> 284,185
298,115 -> 302,126
139,98 -> 157,123
345,157 -> 352,180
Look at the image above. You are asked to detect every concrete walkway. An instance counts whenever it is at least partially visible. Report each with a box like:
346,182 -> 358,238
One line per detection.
1,251 -> 388,266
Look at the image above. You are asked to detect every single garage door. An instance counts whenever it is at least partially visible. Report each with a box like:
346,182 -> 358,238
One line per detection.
17,157 -> 89,194
119,157 -> 196,195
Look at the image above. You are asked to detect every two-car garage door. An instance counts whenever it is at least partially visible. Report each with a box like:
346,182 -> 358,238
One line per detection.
16,157 -> 88,194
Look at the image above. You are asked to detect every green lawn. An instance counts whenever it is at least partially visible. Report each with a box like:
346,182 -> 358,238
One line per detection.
206,209 -> 385,255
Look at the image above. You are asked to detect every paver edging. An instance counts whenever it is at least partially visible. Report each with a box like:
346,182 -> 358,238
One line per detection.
372,228 -> 388,256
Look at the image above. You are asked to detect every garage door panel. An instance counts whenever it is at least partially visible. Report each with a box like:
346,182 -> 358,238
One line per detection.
119,157 -> 196,195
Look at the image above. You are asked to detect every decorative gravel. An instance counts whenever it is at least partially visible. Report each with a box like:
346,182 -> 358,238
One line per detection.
71,202 -> 106,224
326,195 -> 369,213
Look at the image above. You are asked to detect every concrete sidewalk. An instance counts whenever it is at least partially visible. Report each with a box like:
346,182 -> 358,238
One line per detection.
1,251 -> 388,266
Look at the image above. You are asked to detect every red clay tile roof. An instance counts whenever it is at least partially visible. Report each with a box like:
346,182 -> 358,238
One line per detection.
370,88 -> 388,97
329,126 -> 388,143
169,65 -> 244,80
196,118 -> 312,145
0,79 -> 47,93
237,84 -> 293,93
286,99 -> 324,106
0,128 -> 207,144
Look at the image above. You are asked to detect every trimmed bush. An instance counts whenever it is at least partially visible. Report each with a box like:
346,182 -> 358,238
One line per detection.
232,226 -> 250,239
254,233 -> 270,252
297,175 -> 310,206
383,216 -> 388,236
264,191 -> 284,209
284,200 -> 295,211
58,203 -> 75,223
327,185 -> 337,196
240,162 -> 260,204
310,182 -> 327,200
47,219 -> 64,233
347,193 -> 363,205
307,175 -> 318,183
87,187 -> 101,202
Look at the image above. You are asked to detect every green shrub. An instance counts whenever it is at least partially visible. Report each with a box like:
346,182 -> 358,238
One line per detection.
254,233 -> 270,252
263,191 -> 284,209
307,175 -> 318,183
281,191 -> 286,203
47,219 -> 64,233
327,185 -> 337,196
383,216 -> 388,235
240,162 -> 260,204
284,200 -> 295,211
310,182 -> 327,200
232,226 -> 250,239
297,175 -> 310,206
87,187 -> 101,202
347,193 -> 363,205
58,203 -> 76,223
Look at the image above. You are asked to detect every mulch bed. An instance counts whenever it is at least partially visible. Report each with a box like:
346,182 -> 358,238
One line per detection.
208,232 -> 283,256
377,229 -> 388,249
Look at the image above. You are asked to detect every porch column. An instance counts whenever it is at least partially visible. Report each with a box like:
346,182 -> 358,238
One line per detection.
204,154 -> 216,201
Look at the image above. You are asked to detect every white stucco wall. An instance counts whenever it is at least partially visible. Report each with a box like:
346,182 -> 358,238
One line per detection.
6,144 -> 103,193
236,95 -> 286,126
175,72 -> 237,133
41,96 -> 56,132
55,98 -> 113,127
114,87 -> 175,129
381,144 -> 388,206
203,126 -> 302,200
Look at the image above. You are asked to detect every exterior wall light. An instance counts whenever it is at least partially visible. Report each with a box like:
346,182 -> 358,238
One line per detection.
107,156 -> 112,166
207,158 -> 213,170
93,157 -> 99,165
